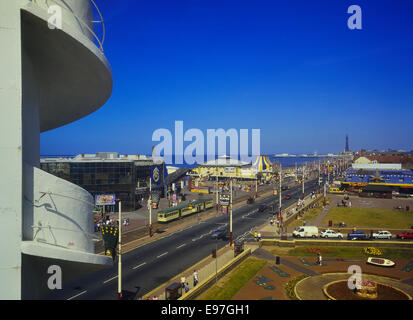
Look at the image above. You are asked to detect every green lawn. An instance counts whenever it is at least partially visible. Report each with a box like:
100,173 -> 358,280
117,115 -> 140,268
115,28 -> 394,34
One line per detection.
277,246 -> 413,259
323,207 -> 413,229
197,257 -> 267,300
287,198 -> 328,229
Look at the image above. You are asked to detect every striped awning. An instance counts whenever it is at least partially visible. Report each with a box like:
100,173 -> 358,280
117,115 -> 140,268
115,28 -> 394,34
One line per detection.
252,155 -> 272,172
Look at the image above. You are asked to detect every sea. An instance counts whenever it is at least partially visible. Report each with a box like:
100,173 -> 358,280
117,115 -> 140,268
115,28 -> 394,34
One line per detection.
40,154 -> 327,169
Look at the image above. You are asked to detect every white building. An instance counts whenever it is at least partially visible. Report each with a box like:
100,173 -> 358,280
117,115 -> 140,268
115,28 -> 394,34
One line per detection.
0,0 -> 113,299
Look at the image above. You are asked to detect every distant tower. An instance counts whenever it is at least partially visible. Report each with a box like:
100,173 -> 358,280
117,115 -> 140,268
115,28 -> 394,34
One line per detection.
345,134 -> 350,152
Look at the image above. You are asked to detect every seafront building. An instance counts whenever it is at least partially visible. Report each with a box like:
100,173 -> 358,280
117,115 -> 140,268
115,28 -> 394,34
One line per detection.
190,155 -> 275,181
41,153 -> 167,210
0,0 -> 114,299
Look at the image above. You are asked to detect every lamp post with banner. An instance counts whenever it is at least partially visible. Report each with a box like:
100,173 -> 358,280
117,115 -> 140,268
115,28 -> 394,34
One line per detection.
148,176 -> 152,237
115,198 -> 122,300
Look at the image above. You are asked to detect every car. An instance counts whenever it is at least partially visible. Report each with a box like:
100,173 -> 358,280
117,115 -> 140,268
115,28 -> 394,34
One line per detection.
372,230 -> 392,240
284,194 -> 292,200
281,186 -> 289,191
211,227 -> 227,240
247,197 -> 255,204
320,229 -> 343,239
347,230 -> 367,240
396,231 -> 413,240
258,204 -> 268,212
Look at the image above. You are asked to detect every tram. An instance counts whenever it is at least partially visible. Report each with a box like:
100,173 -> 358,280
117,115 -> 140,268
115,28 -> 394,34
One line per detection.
157,198 -> 214,223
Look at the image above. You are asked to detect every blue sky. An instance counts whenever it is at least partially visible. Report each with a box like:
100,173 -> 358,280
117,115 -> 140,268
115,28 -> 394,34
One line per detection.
40,0 -> 413,156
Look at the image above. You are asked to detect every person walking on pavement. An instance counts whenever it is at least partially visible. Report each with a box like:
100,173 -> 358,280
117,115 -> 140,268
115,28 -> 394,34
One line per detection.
254,231 -> 258,241
257,232 -> 261,241
184,282 -> 190,293
181,276 -> 186,289
193,270 -> 199,287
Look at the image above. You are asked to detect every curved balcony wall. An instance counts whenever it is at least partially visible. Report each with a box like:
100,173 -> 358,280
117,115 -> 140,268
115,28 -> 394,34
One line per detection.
24,0 -> 95,43
23,163 -> 96,254
20,0 -> 112,132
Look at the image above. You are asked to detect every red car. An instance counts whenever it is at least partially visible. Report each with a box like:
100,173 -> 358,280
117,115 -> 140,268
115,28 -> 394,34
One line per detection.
284,194 -> 292,200
396,231 -> 413,240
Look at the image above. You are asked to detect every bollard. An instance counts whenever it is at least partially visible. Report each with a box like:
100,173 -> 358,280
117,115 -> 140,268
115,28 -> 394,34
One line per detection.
276,256 -> 280,265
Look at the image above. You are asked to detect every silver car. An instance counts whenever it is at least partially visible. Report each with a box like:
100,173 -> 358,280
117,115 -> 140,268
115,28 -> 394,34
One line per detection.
320,229 -> 343,239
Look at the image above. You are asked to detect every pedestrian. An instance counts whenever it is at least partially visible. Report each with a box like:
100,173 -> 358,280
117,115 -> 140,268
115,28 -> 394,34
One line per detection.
303,220 -> 306,226
319,254 -> 322,266
254,231 -> 258,240
152,295 -> 158,300
181,276 -> 186,288
270,219 -> 274,226
193,270 -> 198,287
184,282 -> 190,293
257,232 -> 261,241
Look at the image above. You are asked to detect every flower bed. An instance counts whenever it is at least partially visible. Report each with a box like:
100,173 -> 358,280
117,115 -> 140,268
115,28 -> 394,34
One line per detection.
364,247 -> 382,256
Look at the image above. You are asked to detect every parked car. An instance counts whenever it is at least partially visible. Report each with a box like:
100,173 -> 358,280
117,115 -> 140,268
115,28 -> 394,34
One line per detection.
396,231 -> 413,240
292,226 -> 318,238
347,230 -> 368,240
211,227 -> 227,240
372,230 -> 392,240
320,229 -> 343,239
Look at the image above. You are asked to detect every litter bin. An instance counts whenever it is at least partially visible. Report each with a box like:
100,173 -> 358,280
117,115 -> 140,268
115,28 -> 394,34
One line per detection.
329,220 -> 332,227
276,256 -> 280,265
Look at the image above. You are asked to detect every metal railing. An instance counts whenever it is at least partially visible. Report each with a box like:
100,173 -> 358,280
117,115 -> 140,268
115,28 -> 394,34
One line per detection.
29,0 -> 106,52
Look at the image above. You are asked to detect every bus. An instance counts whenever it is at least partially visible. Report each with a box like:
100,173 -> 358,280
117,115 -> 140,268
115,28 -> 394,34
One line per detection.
157,198 -> 214,223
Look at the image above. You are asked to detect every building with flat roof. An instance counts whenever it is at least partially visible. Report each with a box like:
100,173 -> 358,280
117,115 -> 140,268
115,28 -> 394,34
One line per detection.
191,155 -> 256,180
41,153 -> 166,210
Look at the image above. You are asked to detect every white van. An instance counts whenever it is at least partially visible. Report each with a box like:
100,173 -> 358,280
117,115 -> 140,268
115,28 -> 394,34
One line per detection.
292,226 -> 319,238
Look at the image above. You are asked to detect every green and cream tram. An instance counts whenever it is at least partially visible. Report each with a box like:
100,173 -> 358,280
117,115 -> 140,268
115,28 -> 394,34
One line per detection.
157,198 -> 214,223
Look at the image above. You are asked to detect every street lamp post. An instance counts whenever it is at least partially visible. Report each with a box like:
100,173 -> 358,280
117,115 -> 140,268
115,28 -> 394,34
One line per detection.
229,179 -> 233,247
115,198 -> 122,300
148,176 -> 152,237
279,163 -> 282,220
302,164 -> 305,199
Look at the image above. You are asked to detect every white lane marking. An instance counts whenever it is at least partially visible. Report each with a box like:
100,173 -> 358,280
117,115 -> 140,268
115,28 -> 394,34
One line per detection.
133,262 -> 147,270
176,243 -> 186,249
157,252 -> 168,258
103,275 -> 118,284
67,290 -> 87,300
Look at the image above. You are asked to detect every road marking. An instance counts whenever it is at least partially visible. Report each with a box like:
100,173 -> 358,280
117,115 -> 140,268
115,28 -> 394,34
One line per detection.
176,243 -> 186,249
157,252 -> 168,258
103,275 -> 118,284
133,262 -> 147,270
67,290 -> 87,300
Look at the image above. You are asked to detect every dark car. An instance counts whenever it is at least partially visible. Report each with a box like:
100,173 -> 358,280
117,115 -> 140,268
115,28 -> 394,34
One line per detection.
211,227 -> 227,240
247,197 -> 255,204
281,186 -> 289,191
347,230 -> 368,240
396,231 -> 413,240
284,194 -> 292,200
258,204 -> 268,212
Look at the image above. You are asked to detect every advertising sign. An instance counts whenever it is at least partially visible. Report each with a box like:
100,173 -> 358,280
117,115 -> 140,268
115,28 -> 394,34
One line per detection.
220,194 -> 230,206
152,166 -> 161,184
95,194 -> 116,206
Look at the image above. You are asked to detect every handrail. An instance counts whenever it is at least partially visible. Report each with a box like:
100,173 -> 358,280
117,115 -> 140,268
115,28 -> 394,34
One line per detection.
29,0 -> 106,52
